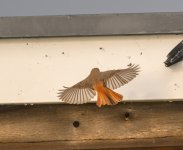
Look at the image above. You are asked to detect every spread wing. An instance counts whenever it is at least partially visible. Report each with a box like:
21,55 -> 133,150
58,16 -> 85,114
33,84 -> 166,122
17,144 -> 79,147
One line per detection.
58,77 -> 96,104
101,64 -> 140,89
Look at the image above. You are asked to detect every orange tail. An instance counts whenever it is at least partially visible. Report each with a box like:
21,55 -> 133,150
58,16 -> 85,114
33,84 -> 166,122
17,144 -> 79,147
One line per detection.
93,82 -> 123,107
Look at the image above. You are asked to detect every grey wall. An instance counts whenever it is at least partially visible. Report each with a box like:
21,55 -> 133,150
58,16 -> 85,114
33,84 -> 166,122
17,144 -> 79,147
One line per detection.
0,0 -> 183,17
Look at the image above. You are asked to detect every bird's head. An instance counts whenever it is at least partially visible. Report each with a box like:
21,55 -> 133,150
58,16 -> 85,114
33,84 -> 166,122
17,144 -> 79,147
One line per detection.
90,68 -> 100,75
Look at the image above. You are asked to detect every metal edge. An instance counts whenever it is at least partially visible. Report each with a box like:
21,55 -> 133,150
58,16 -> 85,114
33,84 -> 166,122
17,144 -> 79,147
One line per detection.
0,12 -> 183,38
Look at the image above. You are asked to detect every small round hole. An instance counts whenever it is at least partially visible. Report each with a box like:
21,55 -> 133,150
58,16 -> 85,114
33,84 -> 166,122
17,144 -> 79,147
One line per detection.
73,121 -> 80,128
124,112 -> 130,121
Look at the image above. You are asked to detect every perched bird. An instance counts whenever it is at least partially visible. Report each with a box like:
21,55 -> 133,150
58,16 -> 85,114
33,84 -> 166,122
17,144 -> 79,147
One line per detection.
58,64 -> 140,107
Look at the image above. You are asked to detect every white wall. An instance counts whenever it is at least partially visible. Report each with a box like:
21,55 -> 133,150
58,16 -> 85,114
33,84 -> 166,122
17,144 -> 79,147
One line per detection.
0,35 -> 183,104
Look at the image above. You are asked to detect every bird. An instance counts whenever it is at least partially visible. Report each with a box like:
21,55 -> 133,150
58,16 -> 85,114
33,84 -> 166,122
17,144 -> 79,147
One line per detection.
58,64 -> 140,107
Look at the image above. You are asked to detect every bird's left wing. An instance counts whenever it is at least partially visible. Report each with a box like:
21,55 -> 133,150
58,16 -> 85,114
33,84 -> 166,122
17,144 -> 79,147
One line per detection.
58,78 -> 96,104
101,64 -> 140,90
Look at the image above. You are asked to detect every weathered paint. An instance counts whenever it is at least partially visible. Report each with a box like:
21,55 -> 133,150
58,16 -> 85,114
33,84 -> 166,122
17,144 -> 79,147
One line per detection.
0,35 -> 183,103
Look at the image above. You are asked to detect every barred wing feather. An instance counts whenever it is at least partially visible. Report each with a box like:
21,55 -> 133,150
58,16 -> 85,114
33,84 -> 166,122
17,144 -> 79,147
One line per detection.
58,79 -> 96,104
102,64 -> 140,90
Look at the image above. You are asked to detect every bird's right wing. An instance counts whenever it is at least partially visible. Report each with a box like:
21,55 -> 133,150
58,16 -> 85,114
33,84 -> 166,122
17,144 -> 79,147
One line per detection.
58,77 -> 96,104
101,64 -> 140,90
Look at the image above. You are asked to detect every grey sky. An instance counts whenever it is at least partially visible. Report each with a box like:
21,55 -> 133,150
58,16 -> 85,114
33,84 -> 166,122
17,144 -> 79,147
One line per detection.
0,0 -> 183,17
